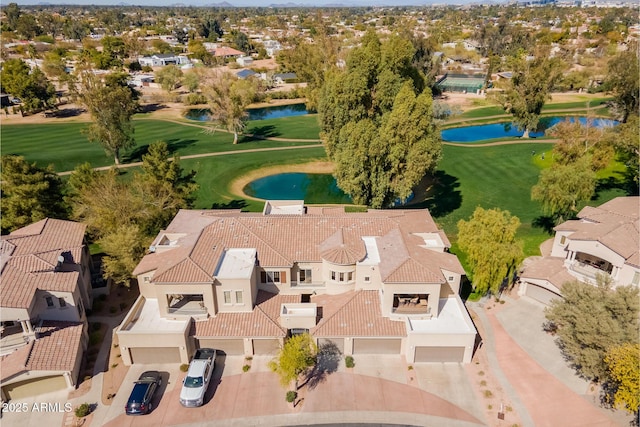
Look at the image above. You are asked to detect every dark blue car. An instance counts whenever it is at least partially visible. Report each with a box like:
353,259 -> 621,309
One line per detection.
125,371 -> 162,415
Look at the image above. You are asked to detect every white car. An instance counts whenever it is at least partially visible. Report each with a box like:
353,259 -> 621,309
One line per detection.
179,348 -> 216,407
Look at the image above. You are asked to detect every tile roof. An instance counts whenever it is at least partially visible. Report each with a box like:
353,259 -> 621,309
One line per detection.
1,219 -> 86,309
555,197 -> 640,264
0,321 -> 84,381
312,290 -> 406,337
191,291 -> 298,338
520,256 -> 575,290
136,207 -> 459,286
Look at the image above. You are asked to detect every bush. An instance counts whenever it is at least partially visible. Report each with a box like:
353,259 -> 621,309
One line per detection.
345,356 -> 355,368
285,390 -> 297,403
180,364 -> 189,372
74,403 -> 90,418
183,93 -> 207,105
242,364 -> 251,372
483,390 -> 493,398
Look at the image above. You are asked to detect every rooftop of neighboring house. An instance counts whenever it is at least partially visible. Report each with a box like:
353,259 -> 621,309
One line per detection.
0,219 -> 86,309
212,46 -> 244,57
133,203 -> 463,286
554,196 -> 639,265
0,321 -> 84,381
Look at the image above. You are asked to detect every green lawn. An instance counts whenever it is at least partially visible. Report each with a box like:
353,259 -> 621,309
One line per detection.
244,114 -> 320,140
455,96 -> 612,120
1,118 -> 319,172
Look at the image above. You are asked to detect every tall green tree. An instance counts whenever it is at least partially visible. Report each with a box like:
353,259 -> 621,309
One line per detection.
531,157 -> 597,222
0,59 -> 56,113
4,3 -> 21,31
0,155 -> 67,233
604,343 -> 640,414
79,72 -> 138,164
457,207 -> 523,295
606,46 -> 639,123
154,65 -> 184,93
548,119 -> 613,171
545,280 -> 639,381
606,115 -> 640,192
201,71 -> 257,144
318,31 -> 441,208
268,333 -> 318,390
492,53 -> 562,138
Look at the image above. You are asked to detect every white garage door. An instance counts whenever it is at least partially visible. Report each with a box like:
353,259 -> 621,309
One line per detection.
318,338 -> 344,354
253,339 -> 280,355
2,375 -> 67,400
414,346 -> 465,363
353,338 -> 401,354
526,284 -> 561,305
130,347 -> 181,364
197,339 -> 244,355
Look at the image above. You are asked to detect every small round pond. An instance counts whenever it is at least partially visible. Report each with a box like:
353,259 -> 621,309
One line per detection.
244,173 -> 352,204
185,102 -> 308,122
441,116 -> 618,142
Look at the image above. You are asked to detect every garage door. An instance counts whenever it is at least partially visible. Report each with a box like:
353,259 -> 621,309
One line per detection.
197,339 -> 244,355
353,338 -> 401,354
318,338 -> 344,354
414,346 -> 465,363
252,339 -> 280,355
130,347 -> 181,364
2,375 -> 67,400
526,284 -> 561,305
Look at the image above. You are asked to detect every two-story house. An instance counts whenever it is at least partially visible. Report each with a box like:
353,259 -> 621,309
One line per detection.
116,201 -> 477,365
519,197 -> 640,304
0,219 -> 92,401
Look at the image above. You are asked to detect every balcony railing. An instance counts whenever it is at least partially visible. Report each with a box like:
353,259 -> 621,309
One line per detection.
569,261 -> 611,283
0,325 -> 29,356
167,298 -> 207,316
291,281 -> 325,288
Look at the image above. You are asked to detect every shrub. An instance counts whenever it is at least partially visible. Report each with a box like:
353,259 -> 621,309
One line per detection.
180,364 -> 189,372
480,380 -> 487,386
242,364 -> 251,372
74,403 -> 90,418
407,365 -> 414,371
183,93 -> 207,105
478,370 -> 485,376
245,356 -> 253,361
111,363 -> 118,368
488,404 -> 493,410
285,390 -> 297,403
345,356 -> 355,368
483,390 -> 493,398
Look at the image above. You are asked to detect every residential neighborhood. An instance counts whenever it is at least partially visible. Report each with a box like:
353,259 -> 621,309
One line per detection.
0,1 -> 638,427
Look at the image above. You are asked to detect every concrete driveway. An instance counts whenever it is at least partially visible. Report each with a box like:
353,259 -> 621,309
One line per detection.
98,355 -> 484,427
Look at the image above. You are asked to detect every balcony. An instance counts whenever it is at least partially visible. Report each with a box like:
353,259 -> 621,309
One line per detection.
392,295 -> 431,317
0,324 -> 29,356
167,295 -> 207,318
280,303 -> 318,329
568,261 -> 612,284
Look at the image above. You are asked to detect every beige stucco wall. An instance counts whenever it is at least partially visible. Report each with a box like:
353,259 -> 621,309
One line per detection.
615,264 -> 640,287
322,260 -> 356,294
152,282 -> 215,318
441,269 -> 462,295
0,307 -> 30,323
34,289 -> 83,323
216,277 -> 253,313
137,271 -> 158,299
550,231 -> 572,258
567,240 -> 625,268
355,264 -> 383,291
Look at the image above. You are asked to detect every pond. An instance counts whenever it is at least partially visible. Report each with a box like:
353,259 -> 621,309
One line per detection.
441,117 -> 618,142
244,173 -> 352,204
185,103 -> 308,122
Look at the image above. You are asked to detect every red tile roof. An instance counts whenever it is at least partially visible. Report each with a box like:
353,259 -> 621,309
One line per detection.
1,219 -> 86,309
312,290 -> 406,337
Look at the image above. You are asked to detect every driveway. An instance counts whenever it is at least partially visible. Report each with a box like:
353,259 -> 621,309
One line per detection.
100,355 -> 484,427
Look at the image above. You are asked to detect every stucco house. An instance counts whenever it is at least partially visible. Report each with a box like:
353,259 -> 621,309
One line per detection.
117,201 -> 477,365
519,197 -> 640,304
0,219 -> 92,401
138,54 -> 190,67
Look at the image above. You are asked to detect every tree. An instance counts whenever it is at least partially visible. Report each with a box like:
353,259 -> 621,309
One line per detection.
545,280 -> 639,381
606,115 -> 639,192
604,343 -> 640,414
606,45 -> 639,122
182,71 -> 200,93
0,155 -> 67,233
100,224 -> 149,286
201,71 -> 257,144
4,3 -> 21,31
155,65 -> 183,93
457,207 -> 523,295
318,31 -> 441,208
548,119 -> 613,171
268,333 -> 318,390
79,72 -> 138,164
0,59 -> 56,113
531,157 -> 597,222
492,54 -> 562,138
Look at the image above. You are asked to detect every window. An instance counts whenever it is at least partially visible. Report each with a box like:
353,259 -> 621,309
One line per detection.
364,276 -> 370,282
331,271 -> 353,282
235,291 -> 243,304
45,296 -> 54,307
633,272 -> 640,286
448,276 -> 454,281
560,236 -> 566,245
143,276 -> 150,283
347,272 -> 353,281
339,272 -> 345,282
58,297 -> 67,308
331,271 -> 336,281
261,271 -> 282,284
299,269 -> 312,284
223,291 -> 231,304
